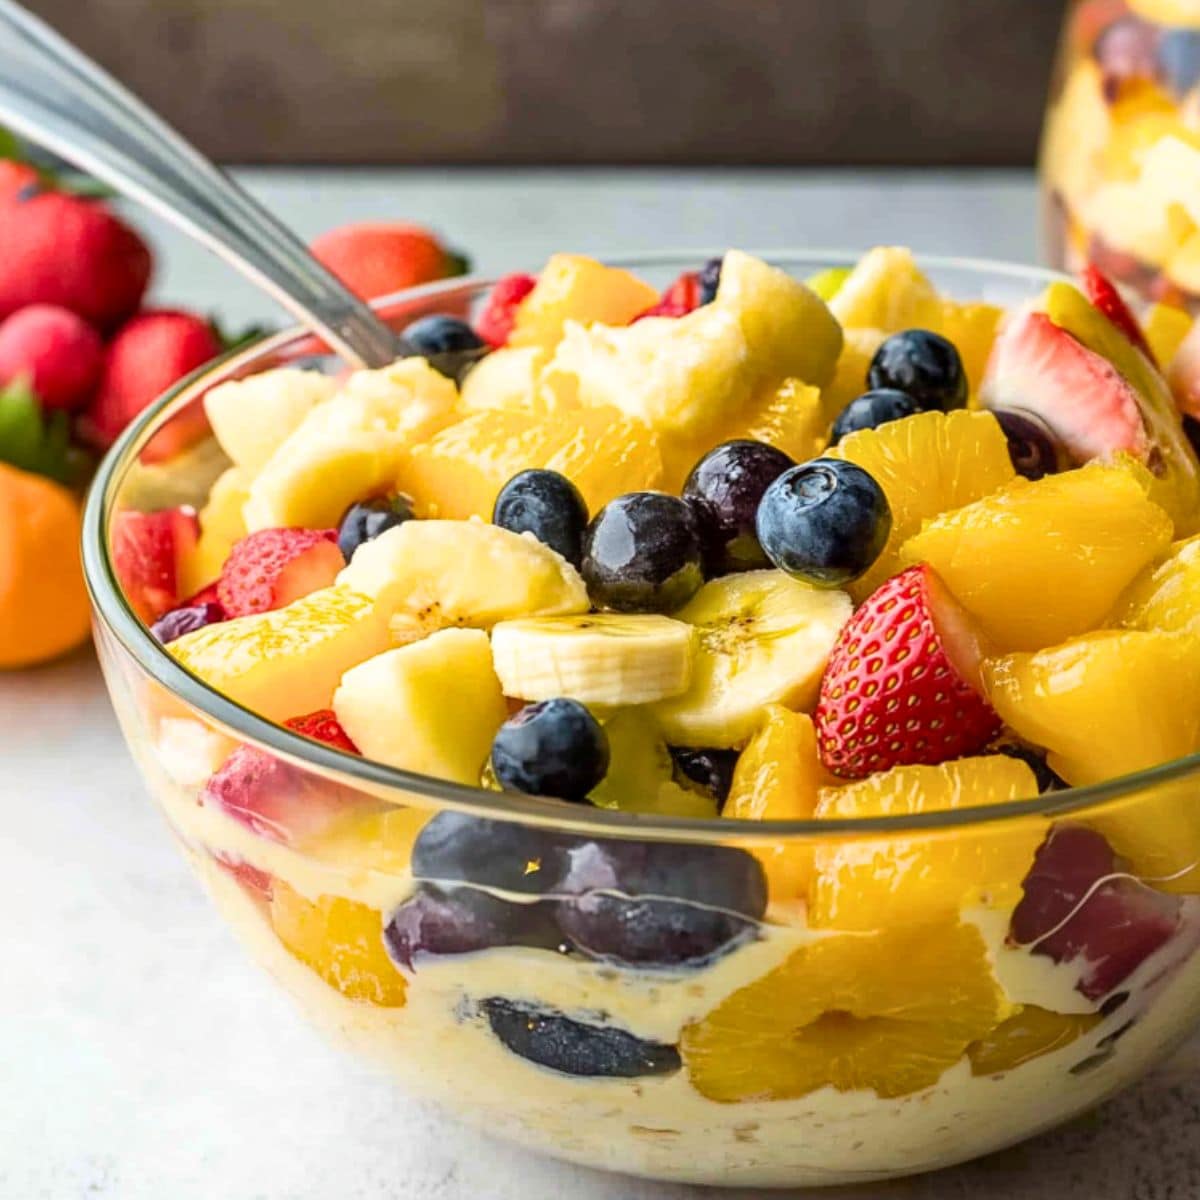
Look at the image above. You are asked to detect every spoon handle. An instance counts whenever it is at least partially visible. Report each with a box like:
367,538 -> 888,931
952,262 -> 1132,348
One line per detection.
0,0 -> 400,368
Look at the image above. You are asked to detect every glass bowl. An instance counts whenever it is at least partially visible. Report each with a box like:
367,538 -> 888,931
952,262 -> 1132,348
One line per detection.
1040,0 -> 1200,306
82,253 -> 1200,1189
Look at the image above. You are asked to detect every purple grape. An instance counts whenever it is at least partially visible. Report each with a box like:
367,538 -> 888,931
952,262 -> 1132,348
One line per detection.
384,884 -> 562,967
149,602 -> 224,644
683,440 -> 795,574
993,409 -> 1062,480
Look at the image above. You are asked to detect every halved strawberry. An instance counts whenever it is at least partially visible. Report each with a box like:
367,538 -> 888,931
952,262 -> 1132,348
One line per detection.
981,310 -> 1149,463
111,506 -> 199,623
212,853 -> 274,899
1081,264 -> 1156,365
284,708 -> 360,754
475,272 -> 537,348
1168,321 -> 1200,421
216,527 -> 343,618
1011,824 -> 1181,1002
815,564 -> 1001,778
633,271 -> 701,321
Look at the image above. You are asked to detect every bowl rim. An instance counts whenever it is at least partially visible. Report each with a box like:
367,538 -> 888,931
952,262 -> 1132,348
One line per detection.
81,248 -> 1200,842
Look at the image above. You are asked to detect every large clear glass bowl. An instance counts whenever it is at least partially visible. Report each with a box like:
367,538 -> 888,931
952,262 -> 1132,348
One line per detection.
82,253 -> 1200,1188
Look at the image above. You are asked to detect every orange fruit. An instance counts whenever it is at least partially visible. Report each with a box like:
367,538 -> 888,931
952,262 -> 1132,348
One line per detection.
903,463 -> 1172,652
681,920 -> 1008,1102
968,1006 -> 1101,1076
809,756 -> 1046,931
269,881 -> 406,1006
0,462 -> 90,668
831,410 -> 1016,600
940,300 -> 1003,400
724,706 -> 822,904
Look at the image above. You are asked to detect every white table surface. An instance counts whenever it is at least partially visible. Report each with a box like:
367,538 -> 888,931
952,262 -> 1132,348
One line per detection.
4,167 -> 1199,1200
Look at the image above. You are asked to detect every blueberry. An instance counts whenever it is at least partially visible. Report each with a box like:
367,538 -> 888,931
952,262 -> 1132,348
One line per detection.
1158,28 -> 1200,97
831,389 -> 921,444
384,884 -> 563,968
399,314 -> 488,380
682,440 -> 795,575
492,469 -> 588,567
411,811 -> 571,895
1185,414 -> 1200,459
337,493 -> 415,562
555,839 -> 766,968
491,699 -> 610,803
755,458 -> 892,587
868,329 -> 968,412
582,492 -> 703,613
697,256 -> 723,305
992,409 -> 1062,481
669,747 -> 739,806
992,744 -> 1067,794
481,998 -> 680,1078
150,602 -> 224,644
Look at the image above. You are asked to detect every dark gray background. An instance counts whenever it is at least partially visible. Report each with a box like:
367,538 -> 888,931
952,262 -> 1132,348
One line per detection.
29,0 -> 1067,165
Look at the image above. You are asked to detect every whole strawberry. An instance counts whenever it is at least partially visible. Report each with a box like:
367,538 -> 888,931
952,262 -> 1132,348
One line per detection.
0,161 -> 41,204
77,309 -> 222,450
0,188 -> 152,329
815,564 -> 1001,777
0,303 -> 104,412
310,221 -> 469,301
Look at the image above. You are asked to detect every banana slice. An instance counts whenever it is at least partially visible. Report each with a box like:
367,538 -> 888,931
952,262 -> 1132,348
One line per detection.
651,571 -> 851,748
490,614 -> 695,706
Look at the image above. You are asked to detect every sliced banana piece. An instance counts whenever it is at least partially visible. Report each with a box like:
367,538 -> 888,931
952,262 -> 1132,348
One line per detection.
338,519 -> 588,629
651,571 -> 851,748
491,614 -> 695,706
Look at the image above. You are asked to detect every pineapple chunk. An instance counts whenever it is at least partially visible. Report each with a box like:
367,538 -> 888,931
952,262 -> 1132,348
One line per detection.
182,465 -> 251,596
458,345 -> 553,414
337,519 -> 588,629
203,368 -> 338,473
333,628 -> 507,785
243,358 -> 457,530
169,585 -> 390,721
829,246 -> 942,334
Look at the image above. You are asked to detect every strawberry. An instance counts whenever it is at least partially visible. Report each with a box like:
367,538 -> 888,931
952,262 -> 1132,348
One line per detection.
309,222 -> 469,301
633,271 -> 701,321
981,309 -> 1148,463
1168,321 -> 1200,421
1081,264 -> 1156,364
815,564 -> 1001,778
475,272 -> 537,347
211,853 -> 274,899
216,527 -> 343,618
0,190 -> 151,329
182,581 -> 222,609
284,709 -> 360,754
0,304 -> 104,412
76,309 -> 222,452
1011,824 -> 1180,1002
110,506 -> 199,623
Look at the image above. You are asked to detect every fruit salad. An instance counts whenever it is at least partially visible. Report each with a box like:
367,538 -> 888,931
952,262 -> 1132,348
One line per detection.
92,248 -> 1200,1187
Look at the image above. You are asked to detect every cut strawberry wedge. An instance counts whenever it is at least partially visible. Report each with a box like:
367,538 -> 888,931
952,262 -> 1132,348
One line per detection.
982,310 -> 1149,464
217,527 -> 343,618
1010,824 -> 1181,1002
634,271 -> 701,321
284,708 -> 360,754
475,272 -> 538,348
111,506 -> 200,623
1081,264 -> 1156,365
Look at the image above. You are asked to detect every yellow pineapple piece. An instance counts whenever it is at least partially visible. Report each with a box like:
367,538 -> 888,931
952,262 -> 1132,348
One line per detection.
968,1006 -> 1101,1076
829,246 -> 942,334
509,254 -> 659,352
182,465 -> 250,596
457,345 -> 553,414
305,805 -> 430,875
1143,302 -> 1193,368
681,920 -> 1008,1102
940,300 -> 1004,399
270,882 -> 406,1007
809,757 -> 1045,931
1101,107 -> 1194,183
831,410 -> 1016,601
902,463 -> 1173,652
820,326 -> 887,423
1118,533 -> 1200,636
724,706 -> 822,904
397,405 -> 663,519
169,585 -> 390,721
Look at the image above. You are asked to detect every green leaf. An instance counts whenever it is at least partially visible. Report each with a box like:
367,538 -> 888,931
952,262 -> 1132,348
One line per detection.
211,316 -> 273,354
0,126 -> 22,161
0,378 -> 91,486
0,125 -> 114,199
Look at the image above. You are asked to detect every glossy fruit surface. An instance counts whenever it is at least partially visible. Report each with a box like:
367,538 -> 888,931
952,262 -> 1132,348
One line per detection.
492,468 -> 588,567
149,601 -> 224,645
830,389 -> 920,443
337,494 -> 415,563
491,698 -> 610,802
968,1006 -> 1102,1076
756,459 -> 892,587
400,314 -> 488,380
867,329 -> 968,411
992,409 -> 1064,480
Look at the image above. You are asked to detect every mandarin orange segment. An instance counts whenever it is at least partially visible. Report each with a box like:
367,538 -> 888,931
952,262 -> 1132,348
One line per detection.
269,881 -> 407,1007
968,1006 -> 1102,1077
681,920 -> 1008,1102
808,756 -> 1045,931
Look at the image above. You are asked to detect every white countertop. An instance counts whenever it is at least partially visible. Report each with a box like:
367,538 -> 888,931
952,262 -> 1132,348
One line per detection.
3,168 -> 1198,1200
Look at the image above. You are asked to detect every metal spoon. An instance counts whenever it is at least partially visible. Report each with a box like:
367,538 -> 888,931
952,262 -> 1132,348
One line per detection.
0,0 -> 401,369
